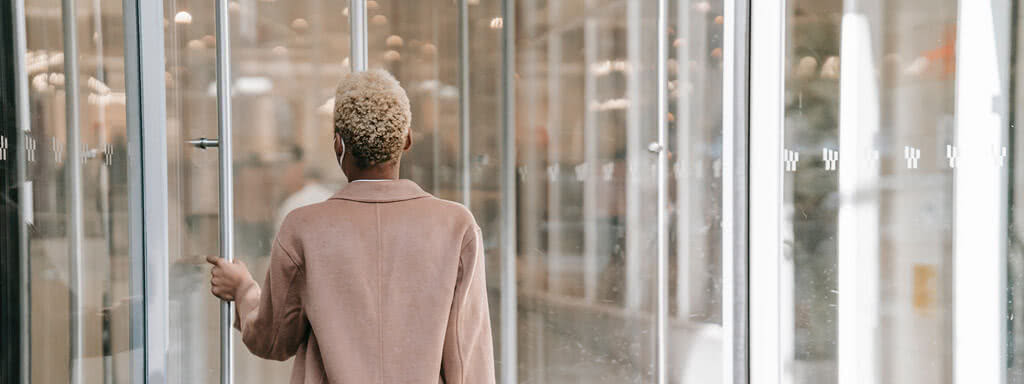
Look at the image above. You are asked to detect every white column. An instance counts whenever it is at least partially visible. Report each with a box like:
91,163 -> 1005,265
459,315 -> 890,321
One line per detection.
837,8 -> 881,384
749,0 -> 786,383
953,0 -> 1011,383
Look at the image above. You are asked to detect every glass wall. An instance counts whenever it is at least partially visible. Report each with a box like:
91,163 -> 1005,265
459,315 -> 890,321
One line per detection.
12,0 -> 733,382
17,0 -> 138,382
282,1 -> 729,382
15,1 -> 1024,384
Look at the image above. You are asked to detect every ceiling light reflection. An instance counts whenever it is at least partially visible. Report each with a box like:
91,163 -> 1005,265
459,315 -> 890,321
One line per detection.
386,35 -> 404,48
174,11 -> 192,24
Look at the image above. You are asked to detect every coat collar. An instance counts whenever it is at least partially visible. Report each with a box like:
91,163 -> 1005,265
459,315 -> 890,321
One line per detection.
329,179 -> 432,203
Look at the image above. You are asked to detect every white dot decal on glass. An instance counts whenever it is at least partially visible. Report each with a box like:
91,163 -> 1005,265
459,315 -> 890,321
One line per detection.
822,148 -> 838,171
574,163 -> 588,182
104,144 -> 114,166
946,145 -> 958,168
25,136 -> 35,163
904,146 -> 920,169
0,135 -> 7,161
783,149 -> 799,172
52,136 -> 63,164
546,164 -> 560,182
993,145 -> 1008,168
82,143 -> 95,162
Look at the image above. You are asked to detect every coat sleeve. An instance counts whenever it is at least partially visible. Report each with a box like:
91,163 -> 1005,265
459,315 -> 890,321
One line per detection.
441,225 -> 497,384
234,235 -> 309,361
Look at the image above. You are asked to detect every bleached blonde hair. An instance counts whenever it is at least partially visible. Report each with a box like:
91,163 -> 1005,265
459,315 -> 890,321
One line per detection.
333,69 -> 411,168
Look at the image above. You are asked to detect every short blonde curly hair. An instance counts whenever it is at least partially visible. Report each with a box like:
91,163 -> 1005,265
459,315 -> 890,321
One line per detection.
333,69 -> 411,168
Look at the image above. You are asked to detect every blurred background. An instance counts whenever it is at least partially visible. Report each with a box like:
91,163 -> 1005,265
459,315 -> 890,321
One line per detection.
8,0 -> 1024,383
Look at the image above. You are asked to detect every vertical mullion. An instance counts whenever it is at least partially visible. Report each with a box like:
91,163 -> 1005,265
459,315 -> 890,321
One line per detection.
458,0 -> 470,206
546,5 -> 562,295
675,0 -> 693,326
60,1 -> 85,382
952,0 -> 1011,383
500,0 -> 518,382
624,0 -> 644,311
123,0 -> 170,382
582,16 -> 598,303
723,0 -> 751,382
350,0 -> 367,72
655,0 -> 669,383
11,0 -> 31,382
748,0 -> 785,383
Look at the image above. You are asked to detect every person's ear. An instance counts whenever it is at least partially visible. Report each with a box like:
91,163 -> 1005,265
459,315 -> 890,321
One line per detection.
403,131 -> 413,151
334,132 -> 344,155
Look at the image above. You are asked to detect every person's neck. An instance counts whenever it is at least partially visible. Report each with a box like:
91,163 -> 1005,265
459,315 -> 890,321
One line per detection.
347,162 -> 400,182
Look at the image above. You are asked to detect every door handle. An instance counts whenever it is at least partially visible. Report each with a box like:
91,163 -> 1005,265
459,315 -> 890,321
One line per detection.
186,138 -> 219,150
213,1 -> 234,384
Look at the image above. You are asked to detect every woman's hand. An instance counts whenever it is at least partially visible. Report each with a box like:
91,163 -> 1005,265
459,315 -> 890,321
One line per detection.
207,255 -> 256,301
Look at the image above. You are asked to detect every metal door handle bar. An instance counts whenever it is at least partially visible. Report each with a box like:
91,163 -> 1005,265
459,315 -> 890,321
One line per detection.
214,1 -> 235,384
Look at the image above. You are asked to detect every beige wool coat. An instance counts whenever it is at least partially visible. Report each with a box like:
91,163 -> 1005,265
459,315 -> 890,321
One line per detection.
234,179 -> 496,384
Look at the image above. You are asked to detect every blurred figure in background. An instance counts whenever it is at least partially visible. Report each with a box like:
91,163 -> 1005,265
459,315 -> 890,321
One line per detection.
274,145 -> 337,233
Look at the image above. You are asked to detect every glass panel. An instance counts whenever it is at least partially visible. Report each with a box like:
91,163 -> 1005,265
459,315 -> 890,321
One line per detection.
368,0 -> 511,377
465,0 -> 507,378
783,2 -> 843,381
162,1 -> 350,382
21,0 -> 137,382
667,0 -> 725,382
783,0 -> 959,382
514,0 -> 661,381
368,0 -> 461,199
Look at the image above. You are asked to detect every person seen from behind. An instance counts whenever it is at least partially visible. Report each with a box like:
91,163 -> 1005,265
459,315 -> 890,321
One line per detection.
207,69 -> 496,384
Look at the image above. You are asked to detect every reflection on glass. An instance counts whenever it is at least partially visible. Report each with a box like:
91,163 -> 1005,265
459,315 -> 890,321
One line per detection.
465,0 -> 507,378
510,0 -> 725,382
784,0 -> 957,382
162,0 -> 349,382
22,0 -> 136,382
515,0 -> 656,380
668,0 -> 725,381
368,0 -> 461,200
155,0 -> 729,382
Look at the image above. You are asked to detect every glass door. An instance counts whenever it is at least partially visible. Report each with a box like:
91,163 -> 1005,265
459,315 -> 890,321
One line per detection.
9,0 -> 144,382
161,0 -> 351,382
749,0 -> 1018,383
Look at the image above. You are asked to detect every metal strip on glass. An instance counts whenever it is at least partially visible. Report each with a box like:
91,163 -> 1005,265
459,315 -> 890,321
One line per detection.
500,0 -> 518,382
60,1 -> 84,382
11,0 -> 31,382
